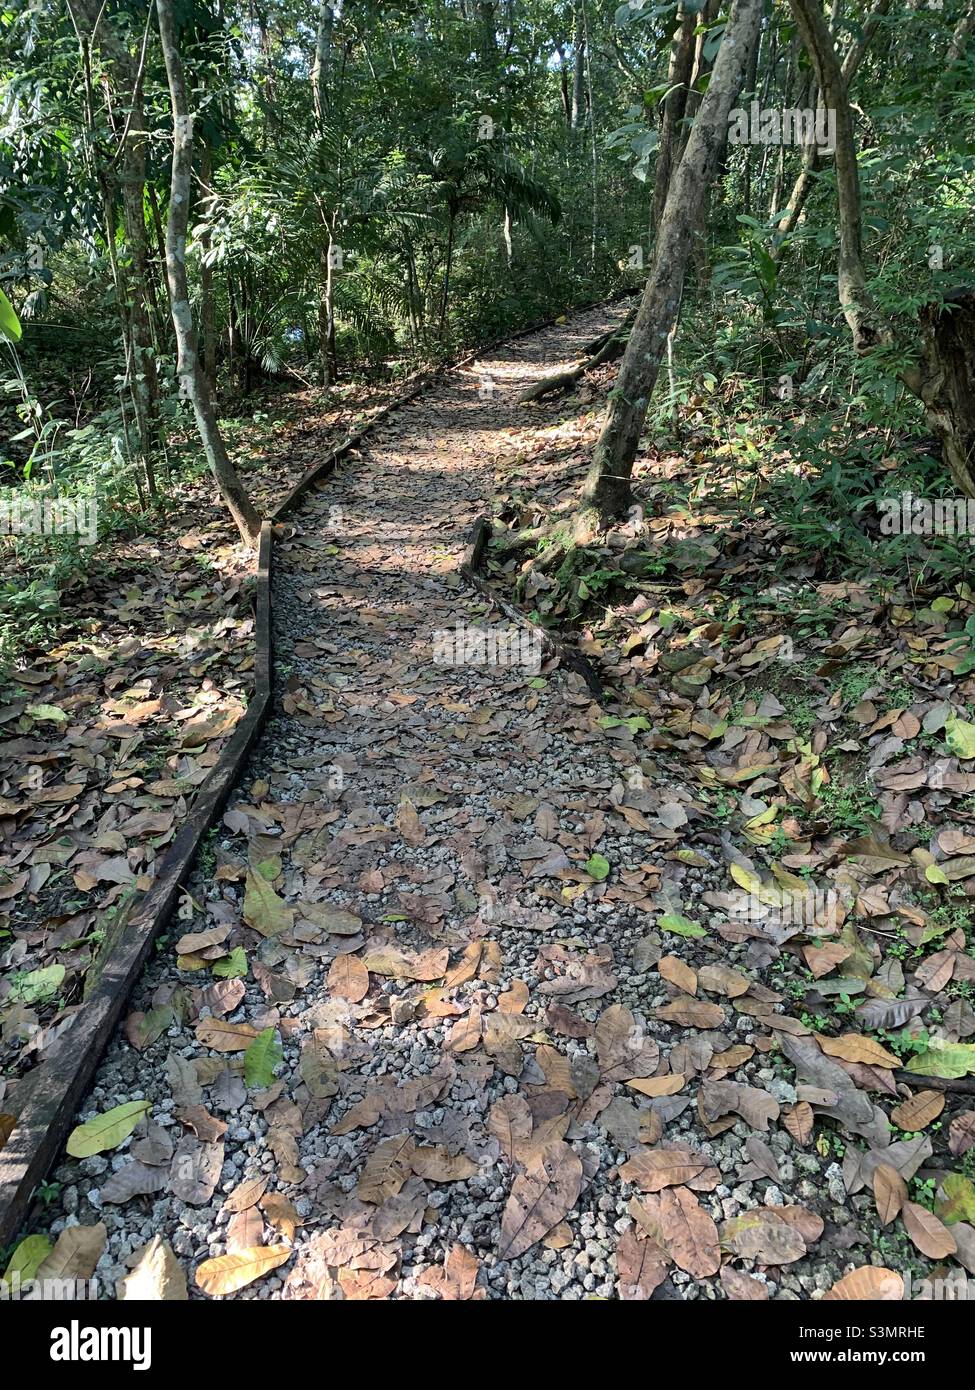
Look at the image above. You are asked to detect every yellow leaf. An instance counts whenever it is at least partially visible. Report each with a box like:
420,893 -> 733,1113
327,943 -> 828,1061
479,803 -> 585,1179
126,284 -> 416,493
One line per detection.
194,1245 -> 292,1296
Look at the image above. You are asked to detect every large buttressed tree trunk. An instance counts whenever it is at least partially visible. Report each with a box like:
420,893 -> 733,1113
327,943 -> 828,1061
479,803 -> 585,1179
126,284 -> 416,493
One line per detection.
789,0 -> 975,496
579,0 -> 764,525
156,0 -> 261,545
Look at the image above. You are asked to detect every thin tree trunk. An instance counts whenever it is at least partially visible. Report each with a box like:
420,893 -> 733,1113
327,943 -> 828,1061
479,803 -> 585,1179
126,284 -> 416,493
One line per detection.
789,0 -> 975,496
773,0 -> 890,254
439,212 -> 456,342
571,2 -> 585,130
580,0 -> 764,524
198,139 -> 217,391
156,0 -> 260,544
319,238 -> 338,385
787,0 -> 889,353
652,4 -> 695,241
312,0 -> 334,126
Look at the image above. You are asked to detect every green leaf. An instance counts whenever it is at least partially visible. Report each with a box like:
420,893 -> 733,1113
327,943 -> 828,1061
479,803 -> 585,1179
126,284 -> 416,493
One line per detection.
599,715 -> 651,734
936,1172 -> 975,1225
945,715 -> 975,761
243,1027 -> 282,1089
585,853 -> 611,882
906,1038 -> 975,1079
212,947 -> 247,979
0,287 -> 22,343
66,1100 -> 151,1158
658,913 -> 707,938
9,963 -> 65,1005
3,1234 -> 52,1282
242,869 -> 294,936
25,703 -> 69,724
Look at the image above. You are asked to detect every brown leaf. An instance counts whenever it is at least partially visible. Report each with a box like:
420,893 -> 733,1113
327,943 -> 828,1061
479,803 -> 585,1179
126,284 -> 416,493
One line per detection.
697,963 -> 751,998
328,953 -> 369,1003
36,1222 -> 107,1281
169,1135 -> 224,1205
615,1227 -> 669,1300
949,1111 -> 975,1156
629,1187 -> 720,1279
700,1079 -> 780,1131
358,1133 -> 416,1204
592,1004 -> 657,1084
658,955 -> 697,995
488,1094 -> 533,1165
823,1266 -> 905,1300
619,1145 -> 719,1193
654,996 -> 725,1029
498,1140 -> 583,1260
720,1210 -> 807,1265
719,1266 -> 769,1300
447,1006 -> 482,1053
626,1073 -> 686,1098
814,1032 -> 900,1069
498,979 -> 530,1014
873,1163 -> 907,1227
416,1243 -> 482,1300
890,1089 -> 945,1131
902,1200 -> 957,1259
226,1206 -> 263,1254
195,1018 -> 258,1052
444,942 -> 482,989
410,1146 -> 479,1183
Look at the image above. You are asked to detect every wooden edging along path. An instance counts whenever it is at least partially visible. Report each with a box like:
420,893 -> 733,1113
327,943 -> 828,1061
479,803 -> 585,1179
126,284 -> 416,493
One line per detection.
0,292 -> 633,1251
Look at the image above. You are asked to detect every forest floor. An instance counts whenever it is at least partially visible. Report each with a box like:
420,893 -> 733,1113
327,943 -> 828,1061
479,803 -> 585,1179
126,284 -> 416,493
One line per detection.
11,305 -> 975,1302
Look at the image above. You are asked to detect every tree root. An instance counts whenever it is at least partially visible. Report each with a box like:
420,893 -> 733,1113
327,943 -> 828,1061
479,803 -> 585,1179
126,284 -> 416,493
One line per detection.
518,308 -> 637,403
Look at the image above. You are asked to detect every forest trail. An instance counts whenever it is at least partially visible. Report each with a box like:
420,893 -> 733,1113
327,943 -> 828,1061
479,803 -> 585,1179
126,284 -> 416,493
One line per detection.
28,307 -> 876,1301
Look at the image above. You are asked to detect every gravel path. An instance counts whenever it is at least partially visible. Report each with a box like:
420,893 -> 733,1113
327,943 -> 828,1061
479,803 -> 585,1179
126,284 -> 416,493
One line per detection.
26,306 -> 902,1302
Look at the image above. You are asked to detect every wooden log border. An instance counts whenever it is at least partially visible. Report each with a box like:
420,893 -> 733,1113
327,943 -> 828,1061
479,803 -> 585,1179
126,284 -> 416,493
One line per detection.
0,292 -> 633,1251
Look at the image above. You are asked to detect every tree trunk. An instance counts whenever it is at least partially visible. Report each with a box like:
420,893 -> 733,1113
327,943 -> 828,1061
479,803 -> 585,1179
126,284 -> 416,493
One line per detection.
571,2 -> 585,129
773,0 -> 890,256
156,0 -> 260,545
787,0 -> 888,353
652,4 -> 695,241
789,0 -> 975,495
917,292 -> 975,498
198,139 -> 217,390
319,239 -> 338,386
580,0 -> 764,525
312,0 -> 334,126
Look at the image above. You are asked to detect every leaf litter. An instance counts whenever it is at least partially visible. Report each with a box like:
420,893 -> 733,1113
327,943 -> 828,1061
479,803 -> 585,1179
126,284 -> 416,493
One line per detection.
13,308 -> 975,1303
